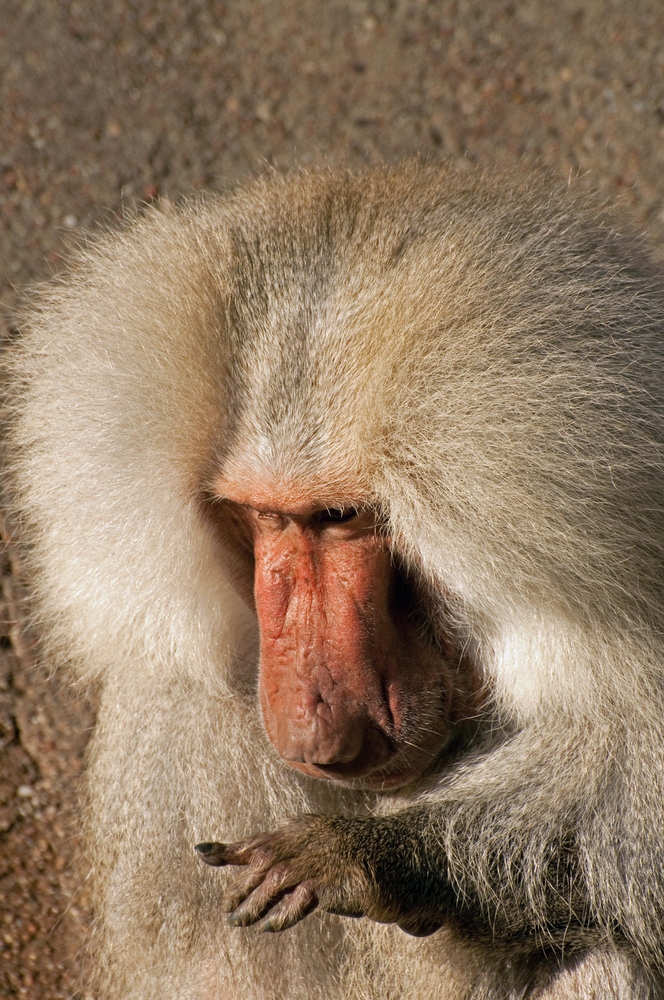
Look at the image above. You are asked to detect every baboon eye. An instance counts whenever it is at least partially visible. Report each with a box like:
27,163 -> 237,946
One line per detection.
255,510 -> 286,529
319,508 -> 358,524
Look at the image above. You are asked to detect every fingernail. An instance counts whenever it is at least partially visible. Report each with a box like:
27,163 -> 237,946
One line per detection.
228,912 -> 243,927
195,842 -> 227,865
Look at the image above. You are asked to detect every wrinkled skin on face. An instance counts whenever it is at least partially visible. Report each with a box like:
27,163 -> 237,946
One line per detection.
221,495 -> 460,789
198,490 -> 471,933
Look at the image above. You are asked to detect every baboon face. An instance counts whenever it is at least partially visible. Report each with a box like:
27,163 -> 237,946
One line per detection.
212,480 -> 459,790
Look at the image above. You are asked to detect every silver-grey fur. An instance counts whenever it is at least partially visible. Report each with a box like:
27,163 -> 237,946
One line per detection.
7,162 -> 664,998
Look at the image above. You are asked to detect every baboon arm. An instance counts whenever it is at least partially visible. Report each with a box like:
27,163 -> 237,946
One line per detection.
197,784 -> 592,944
196,806 -> 588,941
198,725 -> 663,960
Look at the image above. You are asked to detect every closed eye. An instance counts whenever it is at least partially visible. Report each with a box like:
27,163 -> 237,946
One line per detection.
319,507 -> 358,524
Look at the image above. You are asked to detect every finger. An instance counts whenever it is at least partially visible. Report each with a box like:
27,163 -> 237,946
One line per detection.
223,865 -> 272,912
195,842 -> 232,866
257,881 -> 319,933
195,840 -> 260,866
227,863 -> 294,927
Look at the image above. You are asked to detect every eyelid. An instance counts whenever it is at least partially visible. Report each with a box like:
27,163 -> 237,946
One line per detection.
319,508 -> 359,524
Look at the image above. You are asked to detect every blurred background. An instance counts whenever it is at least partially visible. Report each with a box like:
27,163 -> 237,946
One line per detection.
1,1 -> 663,996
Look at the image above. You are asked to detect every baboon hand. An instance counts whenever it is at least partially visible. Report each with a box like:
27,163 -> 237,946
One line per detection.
196,816 -> 377,932
195,815 -> 443,936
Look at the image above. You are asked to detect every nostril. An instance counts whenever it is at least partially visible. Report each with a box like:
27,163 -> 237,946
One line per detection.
309,729 -> 394,779
306,729 -> 365,767
310,745 -> 362,766
277,713 -> 367,768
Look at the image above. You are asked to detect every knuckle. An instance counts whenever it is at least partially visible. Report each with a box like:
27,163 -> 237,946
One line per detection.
266,861 -> 291,886
249,848 -> 275,870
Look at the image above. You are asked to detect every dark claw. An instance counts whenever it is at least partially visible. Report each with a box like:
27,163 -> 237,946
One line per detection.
195,842 -> 229,866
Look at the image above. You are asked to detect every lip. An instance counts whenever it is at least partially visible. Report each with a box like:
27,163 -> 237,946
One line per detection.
287,758 -> 419,791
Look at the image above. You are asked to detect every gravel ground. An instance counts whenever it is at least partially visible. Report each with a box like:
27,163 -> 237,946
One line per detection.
1,1 -> 663,996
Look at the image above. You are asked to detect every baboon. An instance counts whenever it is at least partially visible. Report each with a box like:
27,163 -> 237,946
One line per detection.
8,162 -> 664,998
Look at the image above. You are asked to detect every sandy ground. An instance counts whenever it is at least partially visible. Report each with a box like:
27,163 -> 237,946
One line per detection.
1,1 -> 664,996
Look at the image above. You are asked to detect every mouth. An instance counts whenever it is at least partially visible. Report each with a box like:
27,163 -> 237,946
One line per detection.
277,716 -> 456,791
286,755 -> 423,791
